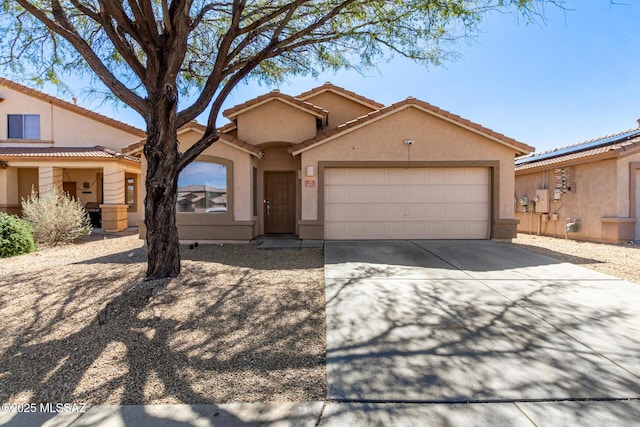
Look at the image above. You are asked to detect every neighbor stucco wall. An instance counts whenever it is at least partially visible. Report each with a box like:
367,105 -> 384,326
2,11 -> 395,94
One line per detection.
0,85 -> 141,150
302,91 -> 375,130
299,106 -> 517,223
236,100 -> 317,145
515,159 -> 620,241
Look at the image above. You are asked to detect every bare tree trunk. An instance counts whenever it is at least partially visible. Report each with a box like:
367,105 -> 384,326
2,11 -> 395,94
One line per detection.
143,86 -> 181,279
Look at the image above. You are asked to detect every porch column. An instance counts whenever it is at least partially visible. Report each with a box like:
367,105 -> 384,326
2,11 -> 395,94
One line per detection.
100,165 -> 128,232
38,166 -> 63,195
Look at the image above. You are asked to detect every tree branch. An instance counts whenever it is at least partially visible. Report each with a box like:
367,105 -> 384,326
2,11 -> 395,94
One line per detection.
15,0 -> 147,114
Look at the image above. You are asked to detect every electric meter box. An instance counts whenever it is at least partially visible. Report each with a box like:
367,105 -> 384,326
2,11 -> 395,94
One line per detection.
535,189 -> 550,213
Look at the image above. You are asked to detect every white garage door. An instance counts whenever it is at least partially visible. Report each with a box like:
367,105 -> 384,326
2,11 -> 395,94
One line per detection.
324,167 -> 490,239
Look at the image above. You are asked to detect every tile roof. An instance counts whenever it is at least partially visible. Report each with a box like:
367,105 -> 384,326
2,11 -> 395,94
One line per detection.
0,146 -> 140,163
515,128 -> 640,168
222,90 -> 328,119
296,82 -> 384,110
515,135 -> 640,171
288,97 -> 533,155
0,77 -> 145,137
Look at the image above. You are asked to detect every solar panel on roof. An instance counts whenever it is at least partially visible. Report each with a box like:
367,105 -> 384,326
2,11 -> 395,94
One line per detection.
515,129 -> 640,165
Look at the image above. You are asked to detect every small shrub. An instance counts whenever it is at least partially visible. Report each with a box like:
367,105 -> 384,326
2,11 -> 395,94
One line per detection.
0,212 -> 35,257
22,187 -> 92,245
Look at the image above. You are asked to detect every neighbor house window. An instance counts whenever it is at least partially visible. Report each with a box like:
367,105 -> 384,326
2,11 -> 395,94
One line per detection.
177,161 -> 227,213
125,174 -> 137,212
8,114 -> 40,139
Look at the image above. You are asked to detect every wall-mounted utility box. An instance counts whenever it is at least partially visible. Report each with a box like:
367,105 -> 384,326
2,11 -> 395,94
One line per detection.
535,189 -> 550,213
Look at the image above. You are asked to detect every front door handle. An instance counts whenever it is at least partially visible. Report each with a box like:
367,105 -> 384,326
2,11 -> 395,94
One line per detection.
265,199 -> 270,216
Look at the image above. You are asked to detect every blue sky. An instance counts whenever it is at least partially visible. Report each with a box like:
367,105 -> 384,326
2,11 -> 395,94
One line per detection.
37,1 -> 640,153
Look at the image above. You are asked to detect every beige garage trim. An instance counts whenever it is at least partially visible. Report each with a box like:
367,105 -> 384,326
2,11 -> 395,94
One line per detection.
324,167 -> 491,239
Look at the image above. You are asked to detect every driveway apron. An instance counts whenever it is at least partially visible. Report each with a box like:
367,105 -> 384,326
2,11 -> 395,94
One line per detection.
324,240 -> 640,403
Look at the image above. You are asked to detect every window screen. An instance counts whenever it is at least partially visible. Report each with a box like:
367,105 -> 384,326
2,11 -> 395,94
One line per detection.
7,114 -> 40,139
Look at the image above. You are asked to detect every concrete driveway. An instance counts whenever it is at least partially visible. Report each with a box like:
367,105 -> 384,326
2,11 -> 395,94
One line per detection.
323,240 -> 640,425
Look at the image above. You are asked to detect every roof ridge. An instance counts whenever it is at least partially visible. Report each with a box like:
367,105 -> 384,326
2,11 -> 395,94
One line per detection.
296,82 -> 385,109
0,76 -> 146,137
222,90 -> 328,119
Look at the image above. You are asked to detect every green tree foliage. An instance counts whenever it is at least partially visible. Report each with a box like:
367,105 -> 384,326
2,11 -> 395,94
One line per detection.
0,212 -> 35,257
0,0 -> 563,277
21,188 -> 92,245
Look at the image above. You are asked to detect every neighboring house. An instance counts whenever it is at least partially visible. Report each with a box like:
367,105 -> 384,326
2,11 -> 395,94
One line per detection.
515,125 -> 640,243
0,77 -> 145,231
125,83 -> 533,241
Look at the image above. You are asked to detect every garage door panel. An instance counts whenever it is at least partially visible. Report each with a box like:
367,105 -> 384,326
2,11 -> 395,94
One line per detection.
384,186 -> 406,203
324,167 -> 490,239
365,169 -> 386,185
325,169 -> 346,185
385,205 -> 406,221
466,168 -> 490,184
325,204 -> 345,221
424,186 -> 448,201
465,185 -> 490,203
425,169 -> 448,184
345,186 -> 368,203
407,187 -> 427,203
444,186 -> 467,203
365,205 -> 386,221
405,168 -> 426,184
345,205 -> 366,221
465,204 -> 491,221
406,205 -> 426,221
425,204 -> 447,221
325,186 -> 346,203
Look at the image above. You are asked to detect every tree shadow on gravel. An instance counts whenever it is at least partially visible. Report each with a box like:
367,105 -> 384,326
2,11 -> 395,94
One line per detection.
0,244 -> 326,420
76,243 -> 324,271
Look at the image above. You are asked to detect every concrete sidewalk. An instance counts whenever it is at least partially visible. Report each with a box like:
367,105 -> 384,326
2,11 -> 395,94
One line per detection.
3,400 -> 640,426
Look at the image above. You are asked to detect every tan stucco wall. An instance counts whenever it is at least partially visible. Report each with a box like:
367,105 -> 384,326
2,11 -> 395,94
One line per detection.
302,91 -> 375,130
0,85 -> 141,151
299,106 -> 517,223
236,100 -> 317,145
515,159 -> 621,241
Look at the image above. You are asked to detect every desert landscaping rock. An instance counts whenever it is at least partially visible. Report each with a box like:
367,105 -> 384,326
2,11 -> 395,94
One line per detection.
511,233 -> 640,284
0,233 -> 325,405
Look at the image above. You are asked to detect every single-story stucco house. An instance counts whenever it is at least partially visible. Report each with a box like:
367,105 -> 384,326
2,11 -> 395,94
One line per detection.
126,83 -> 533,241
0,77 -> 145,231
515,124 -> 640,243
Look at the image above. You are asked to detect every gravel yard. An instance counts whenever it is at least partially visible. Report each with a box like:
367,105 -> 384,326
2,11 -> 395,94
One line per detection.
0,233 -> 325,405
511,233 -> 640,285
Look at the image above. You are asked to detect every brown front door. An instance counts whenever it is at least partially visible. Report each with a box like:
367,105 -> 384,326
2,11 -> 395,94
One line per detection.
265,171 -> 296,234
63,182 -> 77,200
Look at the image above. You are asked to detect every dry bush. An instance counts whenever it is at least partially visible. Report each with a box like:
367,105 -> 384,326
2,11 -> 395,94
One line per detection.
21,187 -> 92,245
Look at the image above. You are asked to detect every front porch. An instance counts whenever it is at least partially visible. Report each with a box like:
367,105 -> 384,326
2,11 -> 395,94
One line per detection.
0,147 -> 142,232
